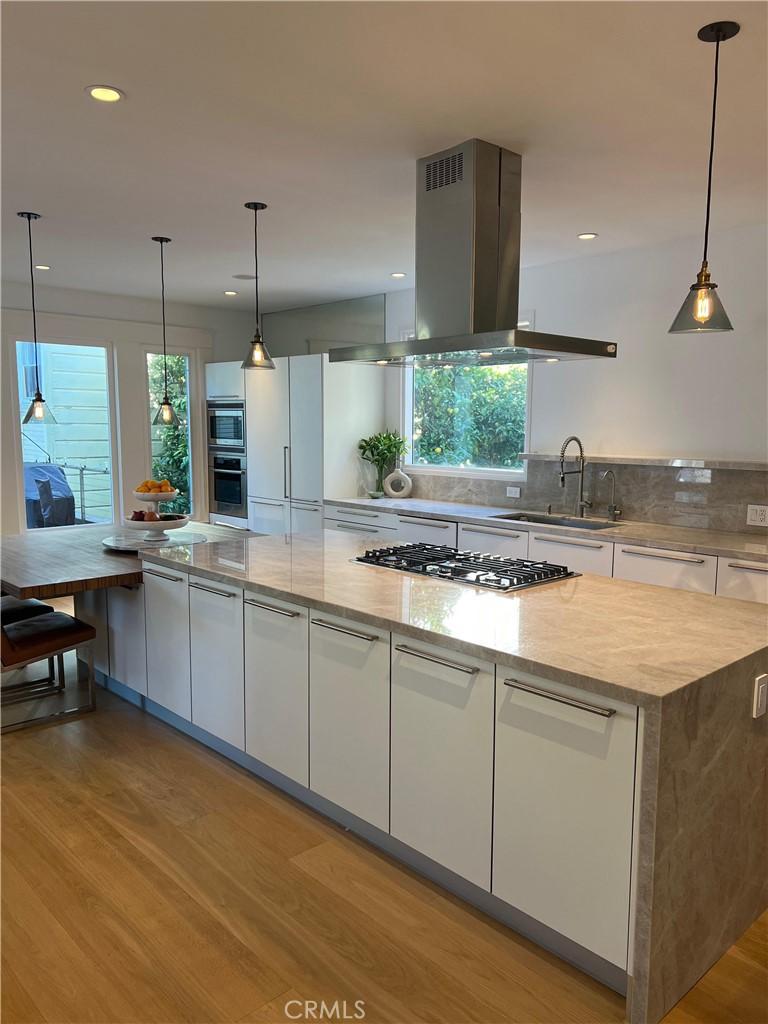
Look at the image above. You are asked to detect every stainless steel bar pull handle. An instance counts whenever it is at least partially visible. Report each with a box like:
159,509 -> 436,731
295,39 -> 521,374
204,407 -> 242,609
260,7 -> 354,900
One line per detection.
142,567 -> 184,583
504,678 -> 615,718
335,523 -> 379,533
620,548 -> 705,565
533,535 -> 604,549
333,508 -> 380,519
311,618 -> 379,643
245,599 -> 300,618
726,562 -> 768,574
283,447 -> 290,499
250,498 -> 283,508
400,517 -> 450,529
461,526 -> 522,539
395,643 -> 478,677
189,582 -> 237,599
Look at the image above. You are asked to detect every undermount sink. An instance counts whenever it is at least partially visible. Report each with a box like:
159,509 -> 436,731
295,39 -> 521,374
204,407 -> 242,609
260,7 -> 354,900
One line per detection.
491,513 -> 617,531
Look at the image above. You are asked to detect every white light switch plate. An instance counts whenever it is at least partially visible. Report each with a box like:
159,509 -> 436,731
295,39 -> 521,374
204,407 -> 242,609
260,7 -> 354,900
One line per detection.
753,674 -> 768,719
506,486 -> 521,498
747,504 -> 768,526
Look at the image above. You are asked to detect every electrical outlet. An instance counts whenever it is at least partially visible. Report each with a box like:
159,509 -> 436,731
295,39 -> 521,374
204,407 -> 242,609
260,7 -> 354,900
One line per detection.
753,674 -> 768,719
506,486 -> 521,498
746,505 -> 768,527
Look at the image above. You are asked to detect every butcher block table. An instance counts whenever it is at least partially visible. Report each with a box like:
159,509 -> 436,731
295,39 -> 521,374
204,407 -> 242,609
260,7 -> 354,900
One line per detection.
1,522 -> 245,599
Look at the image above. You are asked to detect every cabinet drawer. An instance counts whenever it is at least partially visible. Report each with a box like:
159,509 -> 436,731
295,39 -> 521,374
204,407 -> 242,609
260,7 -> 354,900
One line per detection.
458,523 -> 529,559
324,504 -> 399,530
716,558 -> 768,603
493,671 -> 637,968
391,637 -> 494,889
143,565 -> 191,720
189,577 -> 245,749
323,518 -> 398,538
614,545 -> 716,594
245,594 -> 309,784
397,515 -> 458,547
309,611 -> 390,830
527,534 -> 613,577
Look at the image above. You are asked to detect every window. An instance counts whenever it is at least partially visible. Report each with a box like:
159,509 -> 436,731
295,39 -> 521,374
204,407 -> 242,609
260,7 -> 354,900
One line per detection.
408,363 -> 529,473
17,341 -> 115,528
146,352 -> 192,514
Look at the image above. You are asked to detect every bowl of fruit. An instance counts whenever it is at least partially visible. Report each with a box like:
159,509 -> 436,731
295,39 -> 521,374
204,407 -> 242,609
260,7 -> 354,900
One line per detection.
123,509 -> 190,539
132,478 -> 179,502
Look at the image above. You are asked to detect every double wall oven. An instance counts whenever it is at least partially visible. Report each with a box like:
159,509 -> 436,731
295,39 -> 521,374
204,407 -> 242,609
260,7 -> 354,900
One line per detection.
207,400 -> 247,519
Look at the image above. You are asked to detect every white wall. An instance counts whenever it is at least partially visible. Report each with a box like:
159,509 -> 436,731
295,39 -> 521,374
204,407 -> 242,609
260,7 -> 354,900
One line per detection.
524,223 -> 767,461
385,223 -> 767,462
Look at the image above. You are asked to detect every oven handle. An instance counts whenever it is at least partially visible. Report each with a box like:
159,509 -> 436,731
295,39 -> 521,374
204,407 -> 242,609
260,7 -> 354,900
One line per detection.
211,468 -> 247,476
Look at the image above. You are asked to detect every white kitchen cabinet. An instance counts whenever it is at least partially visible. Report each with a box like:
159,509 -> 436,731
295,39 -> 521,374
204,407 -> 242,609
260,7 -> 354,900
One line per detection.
248,496 -> 289,535
246,356 -> 290,500
106,585 -> 147,695
391,636 -> 494,889
244,355 -> 385,513
457,523 -> 529,559
397,515 -> 458,547
528,533 -> 614,577
143,565 -> 191,720
189,576 -> 244,749
206,361 -> 245,400
716,557 -> 768,603
73,589 -> 110,674
493,670 -> 637,968
244,593 -> 309,784
309,611 -> 390,830
290,500 -> 324,534
323,518 -> 398,540
324,504 -> 400,530
613,544 -> 716,594
288,354 -> 324,503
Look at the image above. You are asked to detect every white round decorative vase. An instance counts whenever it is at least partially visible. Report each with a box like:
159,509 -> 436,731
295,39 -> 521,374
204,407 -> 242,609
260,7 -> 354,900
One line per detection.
383,468 -> 413,498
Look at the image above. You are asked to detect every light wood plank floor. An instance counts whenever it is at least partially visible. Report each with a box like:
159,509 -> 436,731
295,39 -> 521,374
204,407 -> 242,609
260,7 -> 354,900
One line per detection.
2,692 -> 766,1024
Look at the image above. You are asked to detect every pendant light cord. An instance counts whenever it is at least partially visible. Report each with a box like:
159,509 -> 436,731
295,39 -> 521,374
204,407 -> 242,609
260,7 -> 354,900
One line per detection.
702,34 -> 721,265
253,208 -> 260,331
25,216 -> 40,395
159,240 -> 169,398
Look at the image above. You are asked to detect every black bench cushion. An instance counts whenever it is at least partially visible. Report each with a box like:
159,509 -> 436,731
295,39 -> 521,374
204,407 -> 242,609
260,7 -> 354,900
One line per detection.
1,612 -> 96,668
1,596 -> 54,626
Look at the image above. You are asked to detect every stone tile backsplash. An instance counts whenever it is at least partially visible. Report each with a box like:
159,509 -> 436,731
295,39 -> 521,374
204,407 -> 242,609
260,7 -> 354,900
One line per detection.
410,461 -> 768,534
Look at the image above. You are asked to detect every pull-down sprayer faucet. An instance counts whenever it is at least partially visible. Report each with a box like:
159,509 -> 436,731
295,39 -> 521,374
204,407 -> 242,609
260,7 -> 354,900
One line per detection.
558,435 -> 592,518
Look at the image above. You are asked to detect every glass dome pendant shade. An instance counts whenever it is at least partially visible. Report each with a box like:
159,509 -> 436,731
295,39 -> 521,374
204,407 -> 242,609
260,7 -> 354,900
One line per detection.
151,236 -> 180,426
670,21 -> 740,335
241,201 -> 275,370
669,261 -> 733,333
18,211 -> 56,424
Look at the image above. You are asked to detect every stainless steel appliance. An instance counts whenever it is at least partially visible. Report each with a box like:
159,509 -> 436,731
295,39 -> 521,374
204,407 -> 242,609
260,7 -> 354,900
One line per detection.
207,400 -> 246,454
328,139 -> 617,368
209,453 -> 247,518
357,543 -> 578,592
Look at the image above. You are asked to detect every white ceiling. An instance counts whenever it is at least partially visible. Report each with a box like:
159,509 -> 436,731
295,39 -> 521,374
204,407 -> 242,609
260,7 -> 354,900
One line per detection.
2,1 -> 766,312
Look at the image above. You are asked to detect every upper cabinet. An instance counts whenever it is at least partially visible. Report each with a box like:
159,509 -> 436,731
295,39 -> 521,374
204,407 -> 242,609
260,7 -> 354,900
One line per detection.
206,361 -> 245,400
246,357 -> 291,500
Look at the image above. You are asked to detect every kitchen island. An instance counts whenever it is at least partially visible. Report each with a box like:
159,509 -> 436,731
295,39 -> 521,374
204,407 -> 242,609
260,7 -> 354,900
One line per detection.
120,529 -> 768,1024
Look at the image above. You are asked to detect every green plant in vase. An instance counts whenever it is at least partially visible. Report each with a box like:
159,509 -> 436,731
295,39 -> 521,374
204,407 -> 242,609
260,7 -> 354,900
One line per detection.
358,430 -> 408,497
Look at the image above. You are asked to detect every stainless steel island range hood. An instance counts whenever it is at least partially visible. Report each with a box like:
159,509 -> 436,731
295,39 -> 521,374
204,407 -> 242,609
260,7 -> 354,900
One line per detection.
328,139 -> 617,367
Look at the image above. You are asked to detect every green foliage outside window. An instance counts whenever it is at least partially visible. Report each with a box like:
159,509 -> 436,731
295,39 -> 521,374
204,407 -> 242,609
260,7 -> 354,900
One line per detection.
412,364 -> 527,470
147,353 -> 191,514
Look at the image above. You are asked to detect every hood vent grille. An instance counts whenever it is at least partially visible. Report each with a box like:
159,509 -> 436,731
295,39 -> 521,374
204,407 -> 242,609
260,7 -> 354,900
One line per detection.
425,151 -> 464,191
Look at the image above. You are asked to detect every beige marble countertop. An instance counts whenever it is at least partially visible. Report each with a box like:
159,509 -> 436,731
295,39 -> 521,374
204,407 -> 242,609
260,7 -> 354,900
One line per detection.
143,531 -> 768,707
325,497 -> 768,562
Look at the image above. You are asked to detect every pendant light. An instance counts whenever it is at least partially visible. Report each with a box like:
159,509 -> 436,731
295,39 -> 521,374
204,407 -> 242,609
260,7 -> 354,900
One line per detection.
669,21 -> 740,334
18,212 -> 56,424
241,201 -> 275,369
151,236 -> 180,426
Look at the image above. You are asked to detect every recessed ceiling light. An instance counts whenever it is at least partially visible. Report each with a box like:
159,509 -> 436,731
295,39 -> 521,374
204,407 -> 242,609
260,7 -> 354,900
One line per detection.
35,264 -> 51,271
478,351 -> 493,357
545,357 -> 560,363
376,360 -> 390,365
517,320 -> 531,328
223,290 -> 238,296
390,272 -> 407,279
577,232 -> 598,241
86,84 -> 124,103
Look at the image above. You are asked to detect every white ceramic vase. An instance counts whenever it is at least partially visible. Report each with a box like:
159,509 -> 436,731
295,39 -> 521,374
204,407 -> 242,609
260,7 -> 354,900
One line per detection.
383,468 -> 413,498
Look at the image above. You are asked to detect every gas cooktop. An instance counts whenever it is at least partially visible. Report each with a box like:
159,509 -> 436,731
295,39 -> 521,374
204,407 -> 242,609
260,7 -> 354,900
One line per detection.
356,543 -> 578,592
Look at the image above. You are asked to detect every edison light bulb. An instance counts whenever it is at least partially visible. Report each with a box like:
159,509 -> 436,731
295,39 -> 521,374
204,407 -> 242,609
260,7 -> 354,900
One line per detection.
32,399 -> 46,420
159,402 -> 174,424
693,288 -> 714,324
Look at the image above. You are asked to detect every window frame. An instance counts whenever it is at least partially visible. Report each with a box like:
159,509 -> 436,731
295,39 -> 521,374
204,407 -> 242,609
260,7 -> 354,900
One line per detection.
401,360 -> 532,481
143,347 -> 195,516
